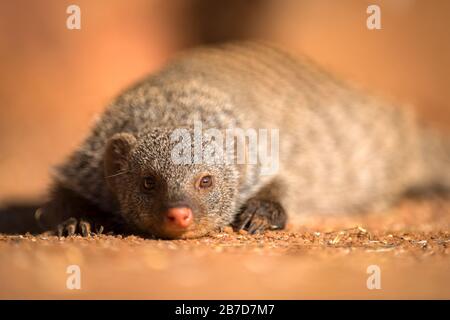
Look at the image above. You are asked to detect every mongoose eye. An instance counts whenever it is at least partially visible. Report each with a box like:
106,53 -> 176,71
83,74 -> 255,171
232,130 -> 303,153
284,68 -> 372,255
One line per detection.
142,177 -> 156,192
198,175 -> 213,189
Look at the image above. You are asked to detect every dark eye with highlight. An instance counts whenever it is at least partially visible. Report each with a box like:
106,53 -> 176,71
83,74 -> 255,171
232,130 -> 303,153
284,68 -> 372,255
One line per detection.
198,175 -> 213,189
142,177 -> 156,192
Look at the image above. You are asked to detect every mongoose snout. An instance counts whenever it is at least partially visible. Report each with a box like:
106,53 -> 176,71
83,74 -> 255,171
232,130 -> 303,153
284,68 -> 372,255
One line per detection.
165,207 -> 193,230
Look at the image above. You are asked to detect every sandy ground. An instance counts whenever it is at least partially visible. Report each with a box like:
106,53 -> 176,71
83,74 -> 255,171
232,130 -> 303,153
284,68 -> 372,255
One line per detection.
0,198 -> 449,299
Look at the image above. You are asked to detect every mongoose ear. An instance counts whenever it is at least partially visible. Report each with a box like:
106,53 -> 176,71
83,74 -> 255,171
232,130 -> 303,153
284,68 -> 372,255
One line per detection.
104,133 -> 137,187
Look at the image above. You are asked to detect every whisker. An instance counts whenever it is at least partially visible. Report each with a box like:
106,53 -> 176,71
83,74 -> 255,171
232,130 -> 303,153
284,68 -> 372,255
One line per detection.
105,170 -> 129,179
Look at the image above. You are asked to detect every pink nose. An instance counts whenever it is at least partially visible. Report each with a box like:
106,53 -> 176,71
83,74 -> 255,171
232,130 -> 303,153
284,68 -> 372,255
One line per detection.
165,207 -> 193,229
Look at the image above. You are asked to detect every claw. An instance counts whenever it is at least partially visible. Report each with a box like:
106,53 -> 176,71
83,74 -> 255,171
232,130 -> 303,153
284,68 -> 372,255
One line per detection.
236,212 -> 254,230
65,218 -> 78,236
254,222 -> 268,234
96,225 -> 104,235
66,224 -> 76,236
248,220 -> 266,234
57,224 -> 64,237
80,220 -> 91,237
247,222 -> 258,234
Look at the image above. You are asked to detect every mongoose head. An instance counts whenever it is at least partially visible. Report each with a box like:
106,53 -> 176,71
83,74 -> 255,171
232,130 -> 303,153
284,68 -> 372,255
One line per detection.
104,128 -> 240,239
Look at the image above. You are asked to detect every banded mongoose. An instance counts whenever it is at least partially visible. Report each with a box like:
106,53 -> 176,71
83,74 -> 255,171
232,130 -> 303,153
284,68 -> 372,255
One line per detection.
36,42 -> 450,239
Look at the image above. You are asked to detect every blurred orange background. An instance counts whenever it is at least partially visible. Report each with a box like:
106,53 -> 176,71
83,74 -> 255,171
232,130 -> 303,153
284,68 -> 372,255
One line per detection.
1,0 -> 449,202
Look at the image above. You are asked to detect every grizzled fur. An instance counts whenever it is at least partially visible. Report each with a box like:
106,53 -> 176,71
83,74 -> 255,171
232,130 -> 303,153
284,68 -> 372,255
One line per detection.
37,42 -> 450,238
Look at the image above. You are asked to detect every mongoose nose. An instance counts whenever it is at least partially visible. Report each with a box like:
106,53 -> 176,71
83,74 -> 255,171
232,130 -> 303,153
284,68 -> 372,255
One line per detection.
165,207 -> 193,229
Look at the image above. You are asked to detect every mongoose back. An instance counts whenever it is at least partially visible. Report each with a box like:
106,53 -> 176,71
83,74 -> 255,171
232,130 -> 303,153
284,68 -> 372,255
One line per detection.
37,42 -> 450,239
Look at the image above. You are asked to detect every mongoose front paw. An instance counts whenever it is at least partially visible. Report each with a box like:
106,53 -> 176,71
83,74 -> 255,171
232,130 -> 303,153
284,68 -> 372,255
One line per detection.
55,217 -> 104,237
35,206 -> 105,237
233,198 -> 287,234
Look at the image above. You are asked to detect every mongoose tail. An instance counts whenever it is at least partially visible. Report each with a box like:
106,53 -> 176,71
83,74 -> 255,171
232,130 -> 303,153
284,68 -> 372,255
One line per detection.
418,127 -> 450,192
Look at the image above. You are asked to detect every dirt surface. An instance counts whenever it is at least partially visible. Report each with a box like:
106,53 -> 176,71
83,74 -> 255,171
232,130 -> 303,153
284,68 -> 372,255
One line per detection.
0,198 -> 449,299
